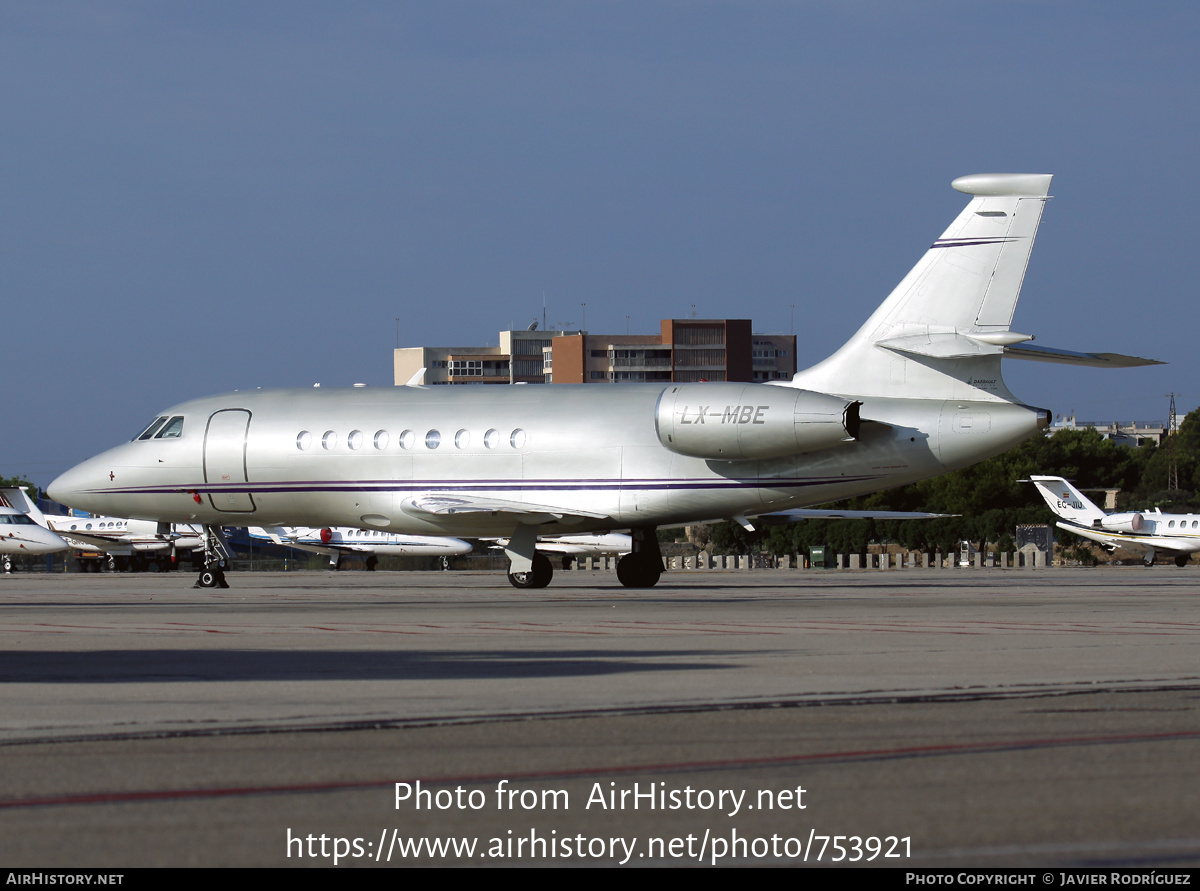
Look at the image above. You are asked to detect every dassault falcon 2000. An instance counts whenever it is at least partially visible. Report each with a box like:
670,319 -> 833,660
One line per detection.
49,174 -> 1159,590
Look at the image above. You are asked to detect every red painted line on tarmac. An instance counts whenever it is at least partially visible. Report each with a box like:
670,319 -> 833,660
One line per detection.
2,728 -> 1197,811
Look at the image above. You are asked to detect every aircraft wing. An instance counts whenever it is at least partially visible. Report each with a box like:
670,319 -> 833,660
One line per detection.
253,526 -> 347,558
755,509 -> 956,521
400,494 -> 609,525
53,531 -> 124,550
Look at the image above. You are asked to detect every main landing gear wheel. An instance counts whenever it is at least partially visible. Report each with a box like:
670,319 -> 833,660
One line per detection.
617,554 -> 662,588
507,553 -> 553,589
1175,553 -> 1190,568
365,555 -> 379,572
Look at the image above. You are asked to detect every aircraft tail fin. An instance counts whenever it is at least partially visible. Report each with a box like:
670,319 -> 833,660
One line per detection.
1027,476 -> 1107,526
0,487 -> 48,525
790,173 -> 1053,402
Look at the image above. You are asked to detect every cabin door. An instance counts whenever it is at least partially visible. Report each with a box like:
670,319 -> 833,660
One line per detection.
204,409 -> 256,513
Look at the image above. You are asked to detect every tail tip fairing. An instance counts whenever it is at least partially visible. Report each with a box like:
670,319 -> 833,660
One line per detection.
951,173 -> 1053,198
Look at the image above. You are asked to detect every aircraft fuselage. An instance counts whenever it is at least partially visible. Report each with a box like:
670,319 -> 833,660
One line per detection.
49,383 -> 1044,536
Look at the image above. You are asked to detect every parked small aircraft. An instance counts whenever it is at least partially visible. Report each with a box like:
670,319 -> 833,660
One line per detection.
48,174 -> 1159,590
0,488 -> 69,571
1028,476 -> 1199,566
1,487 -> 203,572
245,526 -> 472,570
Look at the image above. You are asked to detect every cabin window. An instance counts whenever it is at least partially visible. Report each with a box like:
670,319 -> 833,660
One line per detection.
347,430 -> 364,451
484,429 -> 500,449
454,429 -> 470,449
510,428 -> 526,449
1168,520 -> 1176,528
374,430 -> 389,450
135,417 -> 169,441
425,430 -> 441,449
322,431 -> 338,450
399,429 -> 416,450
155,416 -> 185,439
296,431 -> 312,451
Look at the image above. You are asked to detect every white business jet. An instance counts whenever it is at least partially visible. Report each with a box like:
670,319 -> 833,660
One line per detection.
49,174 -> 1159,590
1,487 -> 204,572
1028,476 -> 1199,567
0,488 -> 70,571
245,526 -> 472,570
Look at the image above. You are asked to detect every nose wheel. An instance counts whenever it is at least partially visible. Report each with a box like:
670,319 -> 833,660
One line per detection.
195,565 -> 229,588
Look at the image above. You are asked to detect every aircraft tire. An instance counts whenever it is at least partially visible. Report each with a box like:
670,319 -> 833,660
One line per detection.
365,555 -> 378,572
507,553 -> 553,589
1175,553 -> 1189,567
196,568 -> 224,588
2,557 -> 11,573
617,554 -> 662,588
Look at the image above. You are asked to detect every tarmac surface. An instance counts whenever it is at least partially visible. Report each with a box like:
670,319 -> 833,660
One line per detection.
0,566 -> 1197,867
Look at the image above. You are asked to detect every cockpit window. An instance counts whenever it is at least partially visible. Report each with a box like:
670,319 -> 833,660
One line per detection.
135,417 -> 169,441
155,416 -> 185,439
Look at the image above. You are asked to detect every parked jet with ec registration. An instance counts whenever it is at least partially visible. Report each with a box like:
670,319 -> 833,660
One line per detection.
1028,476 -> 1199,567
48,174 -> 1160,590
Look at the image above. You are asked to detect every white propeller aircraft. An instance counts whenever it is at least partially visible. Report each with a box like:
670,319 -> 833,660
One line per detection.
1028,476 -> 1199,567
0,488 -> 69,571
49,174 -> 1159,590
244,526 -> 472,570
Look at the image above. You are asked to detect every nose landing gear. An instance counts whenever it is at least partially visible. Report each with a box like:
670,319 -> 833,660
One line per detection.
194,525 -> 232,588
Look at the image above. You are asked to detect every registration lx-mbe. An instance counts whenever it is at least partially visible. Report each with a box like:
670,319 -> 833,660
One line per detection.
48,174 -> 1156,589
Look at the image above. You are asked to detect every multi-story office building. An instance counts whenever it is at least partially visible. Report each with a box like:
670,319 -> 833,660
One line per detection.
394,320 -> 796,386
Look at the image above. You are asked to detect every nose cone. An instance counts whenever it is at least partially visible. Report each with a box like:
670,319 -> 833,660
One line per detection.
25,527 -> 70,555
48,447 -> 127,515
47,461 -> 94,511
0,515 -> 69,556
446,538 -> 473,555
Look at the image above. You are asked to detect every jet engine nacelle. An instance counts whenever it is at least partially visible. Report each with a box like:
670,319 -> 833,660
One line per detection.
655,383 -> 858,460
1099,512 -> 1145,534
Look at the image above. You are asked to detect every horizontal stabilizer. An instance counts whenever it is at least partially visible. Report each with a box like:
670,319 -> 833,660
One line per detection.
878,333 -> 1003,360
1001,343 -> 1163,368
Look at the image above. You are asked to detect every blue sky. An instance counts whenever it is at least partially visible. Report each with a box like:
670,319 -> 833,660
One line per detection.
3,1 -> 1197,486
